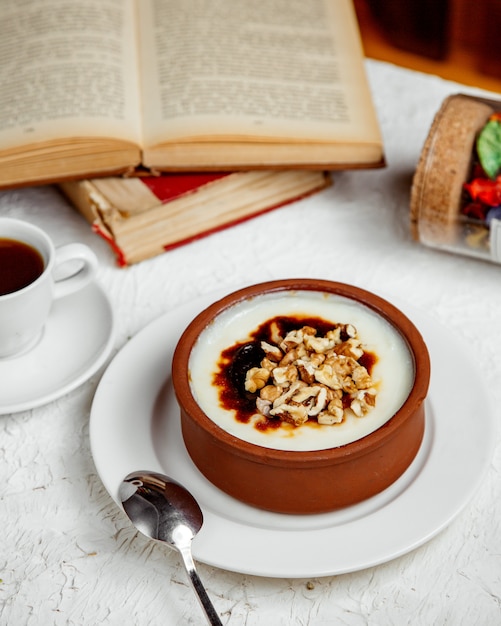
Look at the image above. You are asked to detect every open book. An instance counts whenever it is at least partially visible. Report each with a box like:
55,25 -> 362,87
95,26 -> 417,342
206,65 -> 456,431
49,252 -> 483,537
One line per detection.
0,0 -> 383,189
60,170 -> 330,266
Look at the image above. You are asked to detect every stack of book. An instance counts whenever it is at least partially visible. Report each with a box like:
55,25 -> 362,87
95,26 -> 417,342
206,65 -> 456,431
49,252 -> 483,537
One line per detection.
0,0 -> 384,265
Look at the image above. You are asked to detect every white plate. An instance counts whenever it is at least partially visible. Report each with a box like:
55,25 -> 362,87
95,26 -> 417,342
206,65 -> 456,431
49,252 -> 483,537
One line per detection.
0,282 -> 115,414
90,291 -> 496,578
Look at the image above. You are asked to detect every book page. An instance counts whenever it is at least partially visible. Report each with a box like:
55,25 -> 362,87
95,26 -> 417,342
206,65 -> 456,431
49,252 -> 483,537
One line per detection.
138,0 -> 381,146
0,0 -> 142,150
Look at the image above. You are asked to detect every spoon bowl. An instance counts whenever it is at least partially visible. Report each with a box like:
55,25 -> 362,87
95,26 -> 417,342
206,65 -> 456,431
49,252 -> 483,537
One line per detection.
119,471 -> 222,626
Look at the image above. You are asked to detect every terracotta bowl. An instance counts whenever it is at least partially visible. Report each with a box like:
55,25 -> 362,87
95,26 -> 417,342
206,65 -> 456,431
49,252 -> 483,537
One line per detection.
172,279 -> 430,514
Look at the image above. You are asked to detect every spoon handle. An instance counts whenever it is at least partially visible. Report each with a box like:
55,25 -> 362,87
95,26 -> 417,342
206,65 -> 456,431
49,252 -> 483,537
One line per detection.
178,545 -> 223,626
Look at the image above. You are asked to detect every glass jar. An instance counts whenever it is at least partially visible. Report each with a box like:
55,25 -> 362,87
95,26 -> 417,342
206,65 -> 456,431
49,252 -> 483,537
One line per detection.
410,93 -> 501,264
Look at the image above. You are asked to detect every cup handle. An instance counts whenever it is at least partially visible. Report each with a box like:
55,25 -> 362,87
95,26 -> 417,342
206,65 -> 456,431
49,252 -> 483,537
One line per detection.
53,243 -> 99,299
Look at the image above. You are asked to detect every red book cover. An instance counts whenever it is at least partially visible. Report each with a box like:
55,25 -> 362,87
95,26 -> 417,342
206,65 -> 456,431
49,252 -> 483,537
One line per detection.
140,173 -> 231,203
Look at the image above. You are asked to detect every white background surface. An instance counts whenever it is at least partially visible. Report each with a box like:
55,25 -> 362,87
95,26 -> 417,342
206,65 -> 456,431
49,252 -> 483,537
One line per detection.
1,60 -> 500,625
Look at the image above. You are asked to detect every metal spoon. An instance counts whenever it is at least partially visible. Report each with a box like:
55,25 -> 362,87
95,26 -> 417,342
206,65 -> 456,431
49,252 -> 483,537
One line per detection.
119,471 -> 223,626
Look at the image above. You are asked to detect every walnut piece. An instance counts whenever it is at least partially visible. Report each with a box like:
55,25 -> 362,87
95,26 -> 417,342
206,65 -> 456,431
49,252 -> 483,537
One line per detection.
243,323 -> 378,427
244,367 -> 270,393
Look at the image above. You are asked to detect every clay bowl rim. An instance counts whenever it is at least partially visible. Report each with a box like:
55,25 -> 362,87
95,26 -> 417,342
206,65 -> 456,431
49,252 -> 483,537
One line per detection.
171,279 -> 430,468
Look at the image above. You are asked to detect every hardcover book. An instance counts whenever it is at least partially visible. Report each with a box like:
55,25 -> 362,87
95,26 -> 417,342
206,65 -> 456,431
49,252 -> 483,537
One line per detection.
60,170 -> 331,266
0,0 -> 384,189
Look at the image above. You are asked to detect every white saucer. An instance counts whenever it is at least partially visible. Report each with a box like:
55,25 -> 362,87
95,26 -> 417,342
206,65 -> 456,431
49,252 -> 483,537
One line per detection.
90,291 -> 496,578
0,282 -> 115,414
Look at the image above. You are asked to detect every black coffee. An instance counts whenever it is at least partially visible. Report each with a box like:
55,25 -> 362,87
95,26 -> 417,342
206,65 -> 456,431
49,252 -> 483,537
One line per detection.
0,238 -> 45,296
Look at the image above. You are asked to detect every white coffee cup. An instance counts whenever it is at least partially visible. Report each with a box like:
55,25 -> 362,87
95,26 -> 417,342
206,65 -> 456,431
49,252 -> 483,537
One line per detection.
0,218 -> 99,358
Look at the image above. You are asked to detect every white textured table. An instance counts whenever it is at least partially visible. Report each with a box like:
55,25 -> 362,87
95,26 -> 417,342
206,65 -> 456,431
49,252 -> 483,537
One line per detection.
1,61 -> 500,625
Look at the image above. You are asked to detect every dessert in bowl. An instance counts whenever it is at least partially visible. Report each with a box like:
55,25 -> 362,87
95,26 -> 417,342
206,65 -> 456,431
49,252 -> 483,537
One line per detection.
172,279 -> 430,514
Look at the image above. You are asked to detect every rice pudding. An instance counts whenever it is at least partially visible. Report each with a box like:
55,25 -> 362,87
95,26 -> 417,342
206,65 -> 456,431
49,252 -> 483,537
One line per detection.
172,279 -> 430,513
188,290 -> 414,451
